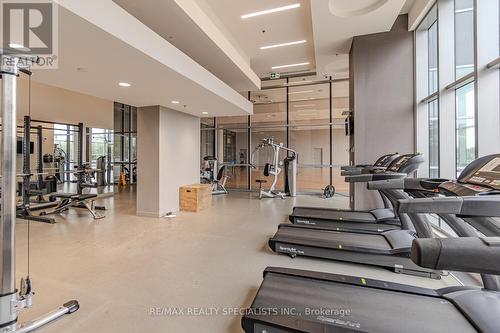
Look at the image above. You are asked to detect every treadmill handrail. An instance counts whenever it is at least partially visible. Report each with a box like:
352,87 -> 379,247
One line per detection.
345,172 -> 407,183
398,196 -> 500,217
367,178 -> 448,191
342,166 -> 387,176
411,237 -> 500,276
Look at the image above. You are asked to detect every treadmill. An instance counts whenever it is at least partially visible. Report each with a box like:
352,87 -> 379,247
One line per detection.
242,155 -> 500,333
270,155 -> 442,278
289,154 -> 423,233
340,152 -> 399,175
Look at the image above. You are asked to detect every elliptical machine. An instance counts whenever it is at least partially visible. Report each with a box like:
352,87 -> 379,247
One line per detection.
252,138 -> 297,199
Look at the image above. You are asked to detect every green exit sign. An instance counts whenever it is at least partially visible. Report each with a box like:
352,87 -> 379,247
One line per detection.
270,72 -> 280,80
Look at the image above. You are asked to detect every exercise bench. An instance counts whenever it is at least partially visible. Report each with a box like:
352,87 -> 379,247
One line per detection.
41,193 -> 106,220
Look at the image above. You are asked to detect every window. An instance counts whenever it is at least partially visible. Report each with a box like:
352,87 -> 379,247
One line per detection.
113,102 -> 137,184
428,100 -> 439,177
455,0 -> 474,79
416,5 -> 439,177
428,20 -> 438,94
456,82 -> 476,175
200,118 -> 215,164
53,124 -> 76,182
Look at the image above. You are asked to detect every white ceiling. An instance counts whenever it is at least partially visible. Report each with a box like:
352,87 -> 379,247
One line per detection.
311,0 -> 409,77
197,0 -> 418,80
26,0 -> 428,123
203,0 -> 316,78
33,0 -> 252,118
113,0 -> 261,92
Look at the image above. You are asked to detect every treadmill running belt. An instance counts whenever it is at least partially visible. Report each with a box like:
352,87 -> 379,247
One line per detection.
245,272 -> 476,333
273,225 -> 392,251
292,207 -> 377,222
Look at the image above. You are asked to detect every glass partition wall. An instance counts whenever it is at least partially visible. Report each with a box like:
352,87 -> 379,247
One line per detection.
200,77 -> 350,195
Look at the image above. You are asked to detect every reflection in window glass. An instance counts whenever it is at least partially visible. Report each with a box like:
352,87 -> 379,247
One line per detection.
456,82 -> 475,176
455,0 -> 474,79
428,21 -> 438,94
289,126 -> 330,193
200,128 -> 215,163
250,88 -> 286,127
289,83 -> 330,126
221,128 -> 249,189
428,100 -> 439,177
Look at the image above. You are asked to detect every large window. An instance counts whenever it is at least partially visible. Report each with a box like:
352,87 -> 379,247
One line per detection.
113,103 -> 137,184
53,124 -> 76,182
416,5 -> 440,177
428,19 -> 438,94
200,77 -> 350,195
455,0 -> 474,79
428,100 -> 439,177
456,82 -> 476,175
415,0 -> 500,179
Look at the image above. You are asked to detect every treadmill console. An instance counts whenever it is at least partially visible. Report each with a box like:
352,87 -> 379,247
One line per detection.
467,157 -> 500,190
386,154 -> 415,173
439,156 -> 500,196
374,153 -> 397,167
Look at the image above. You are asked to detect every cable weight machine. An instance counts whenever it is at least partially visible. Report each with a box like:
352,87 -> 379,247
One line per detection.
0,54 -> 79,332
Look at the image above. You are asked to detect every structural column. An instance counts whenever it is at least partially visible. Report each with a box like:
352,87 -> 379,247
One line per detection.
349,15 -> 415,210
136,106 -> 200,217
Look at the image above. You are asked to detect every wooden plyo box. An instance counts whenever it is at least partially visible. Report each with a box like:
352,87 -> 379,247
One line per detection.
179,184 -> 212,212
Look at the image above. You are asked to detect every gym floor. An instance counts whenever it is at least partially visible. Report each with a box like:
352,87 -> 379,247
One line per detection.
15,189 -> 459,333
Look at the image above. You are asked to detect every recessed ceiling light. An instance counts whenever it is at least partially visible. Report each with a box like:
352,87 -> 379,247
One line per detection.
119,82 -> 131,87
171,101 -> 180,104
241,3 -> 300,19
9,43 -> 25,49
202,111 -> 209,115
260,40 -> 306,50
288,90 -> 314,95
271,62 -> 310,70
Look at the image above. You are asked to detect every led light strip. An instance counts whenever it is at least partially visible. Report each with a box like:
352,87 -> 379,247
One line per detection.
272,62 -> 310,70
260,40 -> 306,50
241,3 -> 301,19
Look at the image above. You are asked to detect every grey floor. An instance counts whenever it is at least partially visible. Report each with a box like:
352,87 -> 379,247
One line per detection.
14,189 -> 459,332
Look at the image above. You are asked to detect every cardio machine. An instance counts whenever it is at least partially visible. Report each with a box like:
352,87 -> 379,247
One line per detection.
340,152 -> 400,175
289,153 -> 425,234
252,138 -> 297,199
242,154 -> 500,333
269,153 -> 443,278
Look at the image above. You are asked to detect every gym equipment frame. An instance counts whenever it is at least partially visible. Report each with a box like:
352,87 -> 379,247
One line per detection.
1,54 -> 79,332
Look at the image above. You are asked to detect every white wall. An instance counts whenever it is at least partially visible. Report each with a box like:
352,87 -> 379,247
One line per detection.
159,106 -> 200,213
0,77 -> 113,129
137,105 -> 200,217
0,78 -> 112,174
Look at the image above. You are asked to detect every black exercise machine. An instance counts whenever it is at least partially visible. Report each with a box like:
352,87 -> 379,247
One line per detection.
41,123 -> 106,219
242,154 -> 500,333
16,115 -> 59,224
